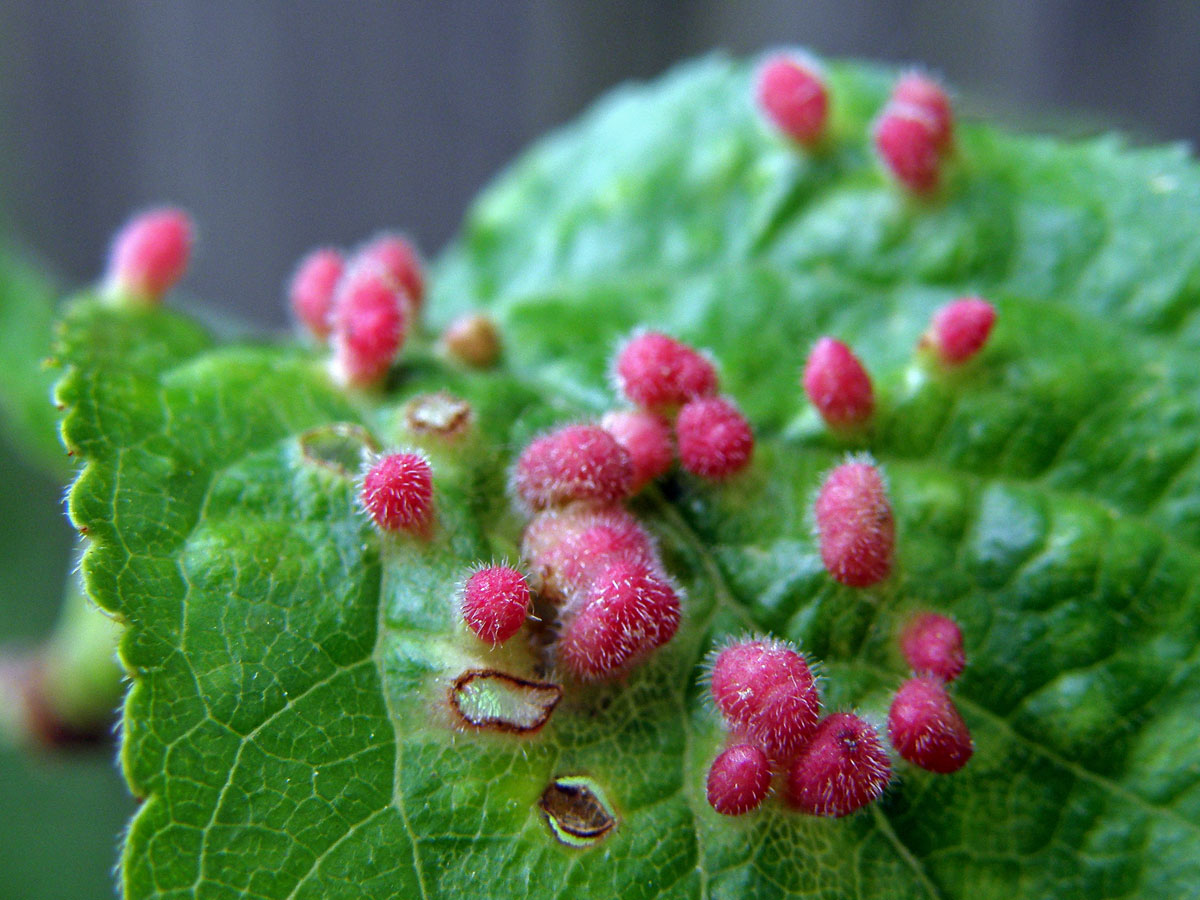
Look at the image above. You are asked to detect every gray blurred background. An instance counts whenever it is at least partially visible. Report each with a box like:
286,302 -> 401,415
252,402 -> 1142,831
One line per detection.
0,2 -> 1198,897
3,1 -> 1200,328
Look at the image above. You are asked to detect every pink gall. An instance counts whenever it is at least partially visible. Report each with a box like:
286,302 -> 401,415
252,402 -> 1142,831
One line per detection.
330,262 -> 408,388
288,247 -> 344,341
755,53 -> 829,147
709,637 -> 821,762
925,297 -> 996,365
601,410 -> 674,492
873,102 -> 944,195
787,712 -> 892,817
707,744 -> 772,816
892,71 -> 954,152
710,638 -> 811,724
613,331 -> 718,413
888,676 -> 973,774
675,397 -> 754,480
512,425 -> 633,512
354,232 -> 424,311
802,337 -> 874,430
104,207 -> 193,304
522,505 -> 659,602
814,457 -> 894,588
360,452 -> 433,535
899,612 -> 965,682
461,565 -> 530,645
557,559 -> 680,680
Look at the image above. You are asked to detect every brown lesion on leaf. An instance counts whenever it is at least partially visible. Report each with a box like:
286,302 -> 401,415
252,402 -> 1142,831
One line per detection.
298,422 -> 379,476
539,776 -> 617,847
405,391 -> 473,441
449,668 -> 562,734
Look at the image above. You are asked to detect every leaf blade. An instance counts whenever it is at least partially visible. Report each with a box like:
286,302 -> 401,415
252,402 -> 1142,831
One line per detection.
57,54 -> 1200,899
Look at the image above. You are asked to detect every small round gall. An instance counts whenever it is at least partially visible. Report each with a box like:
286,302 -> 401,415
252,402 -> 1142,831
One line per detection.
330,262 -> 408,388
707,744 -> 772,816
899,612 -> 965,682
522,505 -> 660,602
755,53 -> 829,147
461,565 -> 530,645
709,638 -> 821,762
441,312 -> 501,368
360,452 -> 433,535
814,457 -> 894,588
788,712 -> 892,817
354,232 -> 424,311
892,71 -> 954,152
512,425 -> 633,512
873,102 -> 944,195
288,247 -> 344,341
557,560 -> 680,680
710,638 -> 812,723
802,337 -> 874,431
675,397 -> 754,480
601,410 -> 674,492
613,331 -> 718,413
888,676 -> 973,774
924,297 -> 996,366
104,207 -> 193,304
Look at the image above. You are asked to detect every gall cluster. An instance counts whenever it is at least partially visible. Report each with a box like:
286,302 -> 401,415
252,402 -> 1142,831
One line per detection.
705,637 -> 890,817
446,331 -> 755,682
705,613 -> 973,818
873,71 -> 956,195
612,331 -> 754,481
287,233 -> 501,388
755,53 -> 956,195
511,331 -> 755,680
514,423 -> 683,680
763,56 -> 995,433
287,234 -> 423,388
97,58 -> 992,837
890,613 -> 973,774
100,210 -> 440,387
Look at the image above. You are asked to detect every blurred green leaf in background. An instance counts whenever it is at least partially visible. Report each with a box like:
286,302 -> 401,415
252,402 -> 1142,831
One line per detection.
0,244 -> 133,898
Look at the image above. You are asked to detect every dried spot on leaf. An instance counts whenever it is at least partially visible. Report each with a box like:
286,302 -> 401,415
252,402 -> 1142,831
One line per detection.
538,776 -> 617,847
405,391 -> 473,441
298,422 -> 378,476
449,669 -> 562,734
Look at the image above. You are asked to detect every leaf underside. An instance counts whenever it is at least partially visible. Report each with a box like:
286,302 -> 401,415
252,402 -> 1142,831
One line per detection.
57,57 -> 1200,899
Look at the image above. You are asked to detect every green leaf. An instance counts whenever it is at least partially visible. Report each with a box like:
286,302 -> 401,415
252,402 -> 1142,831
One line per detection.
60,55 -> 1200,899
0,246 -> 69,475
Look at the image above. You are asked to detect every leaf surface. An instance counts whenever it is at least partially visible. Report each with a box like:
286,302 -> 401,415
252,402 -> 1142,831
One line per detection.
59,56 -> 1200,899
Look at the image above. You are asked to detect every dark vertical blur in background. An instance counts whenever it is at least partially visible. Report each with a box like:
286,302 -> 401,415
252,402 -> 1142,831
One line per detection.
2,1 -> 1199,328
0,3 -> 1197,897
